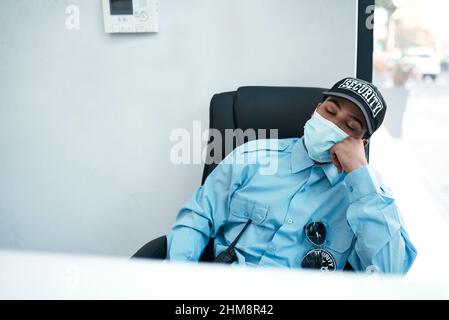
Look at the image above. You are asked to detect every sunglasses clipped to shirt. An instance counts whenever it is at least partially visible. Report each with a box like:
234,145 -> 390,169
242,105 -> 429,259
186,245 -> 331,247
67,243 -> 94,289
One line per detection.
301,221 -> 337,272
214,219 -> 338,271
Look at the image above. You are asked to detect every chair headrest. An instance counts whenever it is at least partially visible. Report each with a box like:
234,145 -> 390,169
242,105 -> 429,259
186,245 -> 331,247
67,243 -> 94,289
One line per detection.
234,86 -> 328,139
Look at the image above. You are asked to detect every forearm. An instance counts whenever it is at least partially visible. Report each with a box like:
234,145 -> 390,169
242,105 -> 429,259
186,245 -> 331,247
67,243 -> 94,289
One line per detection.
166,147 -> 245,261
345,165 -> 417,274
166,188 -> 214,261
167,214 -> 210,261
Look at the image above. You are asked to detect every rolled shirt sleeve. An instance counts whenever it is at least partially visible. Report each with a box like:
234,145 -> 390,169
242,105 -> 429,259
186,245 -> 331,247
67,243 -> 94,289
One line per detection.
344,165 -> 417,274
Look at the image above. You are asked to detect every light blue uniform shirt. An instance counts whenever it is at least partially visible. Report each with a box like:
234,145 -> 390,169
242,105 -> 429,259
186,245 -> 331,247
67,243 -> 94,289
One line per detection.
167,137 -> 417,274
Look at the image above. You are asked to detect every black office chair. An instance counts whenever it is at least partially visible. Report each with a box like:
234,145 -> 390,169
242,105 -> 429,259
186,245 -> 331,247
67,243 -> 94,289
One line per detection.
132,86 -> 358,270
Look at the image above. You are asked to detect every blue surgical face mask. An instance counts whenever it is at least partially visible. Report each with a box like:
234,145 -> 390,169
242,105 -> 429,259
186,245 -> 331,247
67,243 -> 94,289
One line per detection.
303,111 -> 349,163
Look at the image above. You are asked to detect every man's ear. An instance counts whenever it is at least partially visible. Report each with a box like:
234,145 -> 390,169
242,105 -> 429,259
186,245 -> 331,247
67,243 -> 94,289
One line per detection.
363,138 -> 369,147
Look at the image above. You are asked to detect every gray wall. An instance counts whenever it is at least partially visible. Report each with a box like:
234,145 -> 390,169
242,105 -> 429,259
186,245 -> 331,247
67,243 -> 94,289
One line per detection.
0,0 -> 357,256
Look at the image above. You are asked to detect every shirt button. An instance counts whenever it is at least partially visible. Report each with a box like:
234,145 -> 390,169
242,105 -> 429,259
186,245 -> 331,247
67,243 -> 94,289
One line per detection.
287,218 -> 293,224
365,265 -> 380,274
268,245 -> 276,252
349,186 -> 354,192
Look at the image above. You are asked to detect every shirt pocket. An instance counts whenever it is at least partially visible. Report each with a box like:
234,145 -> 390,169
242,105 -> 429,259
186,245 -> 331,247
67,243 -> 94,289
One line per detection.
325,220 -> 355,254
228,195 -> 268,225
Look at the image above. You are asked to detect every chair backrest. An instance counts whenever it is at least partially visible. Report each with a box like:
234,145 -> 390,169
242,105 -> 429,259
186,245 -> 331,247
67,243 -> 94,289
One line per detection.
201,86 -> 327,184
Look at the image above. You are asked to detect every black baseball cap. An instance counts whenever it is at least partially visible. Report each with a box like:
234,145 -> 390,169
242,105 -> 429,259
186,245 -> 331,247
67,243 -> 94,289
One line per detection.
322,77 -> 387,138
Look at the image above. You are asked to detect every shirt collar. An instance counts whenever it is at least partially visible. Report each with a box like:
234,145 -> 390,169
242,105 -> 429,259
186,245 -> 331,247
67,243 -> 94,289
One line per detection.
291,137 -> 345,186
290,137 -> 314,173
320,162 -> 346,186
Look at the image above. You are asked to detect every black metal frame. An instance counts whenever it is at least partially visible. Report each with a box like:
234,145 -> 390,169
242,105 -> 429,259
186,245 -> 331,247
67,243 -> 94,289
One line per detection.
357,0 -> 375,160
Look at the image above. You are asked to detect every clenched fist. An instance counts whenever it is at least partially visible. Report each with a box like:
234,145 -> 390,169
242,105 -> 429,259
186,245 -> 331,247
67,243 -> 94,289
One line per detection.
330,137 -> 368,174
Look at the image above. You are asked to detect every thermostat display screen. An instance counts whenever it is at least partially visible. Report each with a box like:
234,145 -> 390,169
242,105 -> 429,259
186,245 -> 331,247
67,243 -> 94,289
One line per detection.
110,0 -> 133,15
103,0 -> 159,33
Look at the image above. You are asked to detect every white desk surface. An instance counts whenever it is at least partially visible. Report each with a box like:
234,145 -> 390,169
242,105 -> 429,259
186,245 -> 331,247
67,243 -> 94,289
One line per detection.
0,250 -> 447,299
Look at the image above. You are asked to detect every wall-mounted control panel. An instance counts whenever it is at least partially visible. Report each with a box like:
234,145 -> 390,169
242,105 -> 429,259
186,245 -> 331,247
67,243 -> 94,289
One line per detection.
102,0 -> 158,33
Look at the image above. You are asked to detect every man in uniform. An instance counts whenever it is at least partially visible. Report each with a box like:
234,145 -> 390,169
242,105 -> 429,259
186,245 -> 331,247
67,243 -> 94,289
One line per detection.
166,77 -> 417,274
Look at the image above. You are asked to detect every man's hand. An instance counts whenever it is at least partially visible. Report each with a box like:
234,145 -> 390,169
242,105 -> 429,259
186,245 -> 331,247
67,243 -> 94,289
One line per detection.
330,137 -> 368,174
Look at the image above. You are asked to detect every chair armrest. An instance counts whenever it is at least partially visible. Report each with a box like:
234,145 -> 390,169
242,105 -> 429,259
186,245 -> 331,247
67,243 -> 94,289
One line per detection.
131,235 -> 167,260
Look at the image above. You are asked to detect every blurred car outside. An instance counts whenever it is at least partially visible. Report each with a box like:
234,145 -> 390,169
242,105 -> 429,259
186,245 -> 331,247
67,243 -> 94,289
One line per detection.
401,47 -> 441,81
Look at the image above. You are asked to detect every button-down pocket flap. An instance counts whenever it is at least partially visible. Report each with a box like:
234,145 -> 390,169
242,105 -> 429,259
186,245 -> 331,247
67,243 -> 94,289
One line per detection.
327,234 -> 353,253
229,196 -> 268,225
229,196 -> 251,218
326,222 -> 354,254
252,206 -> 268,224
